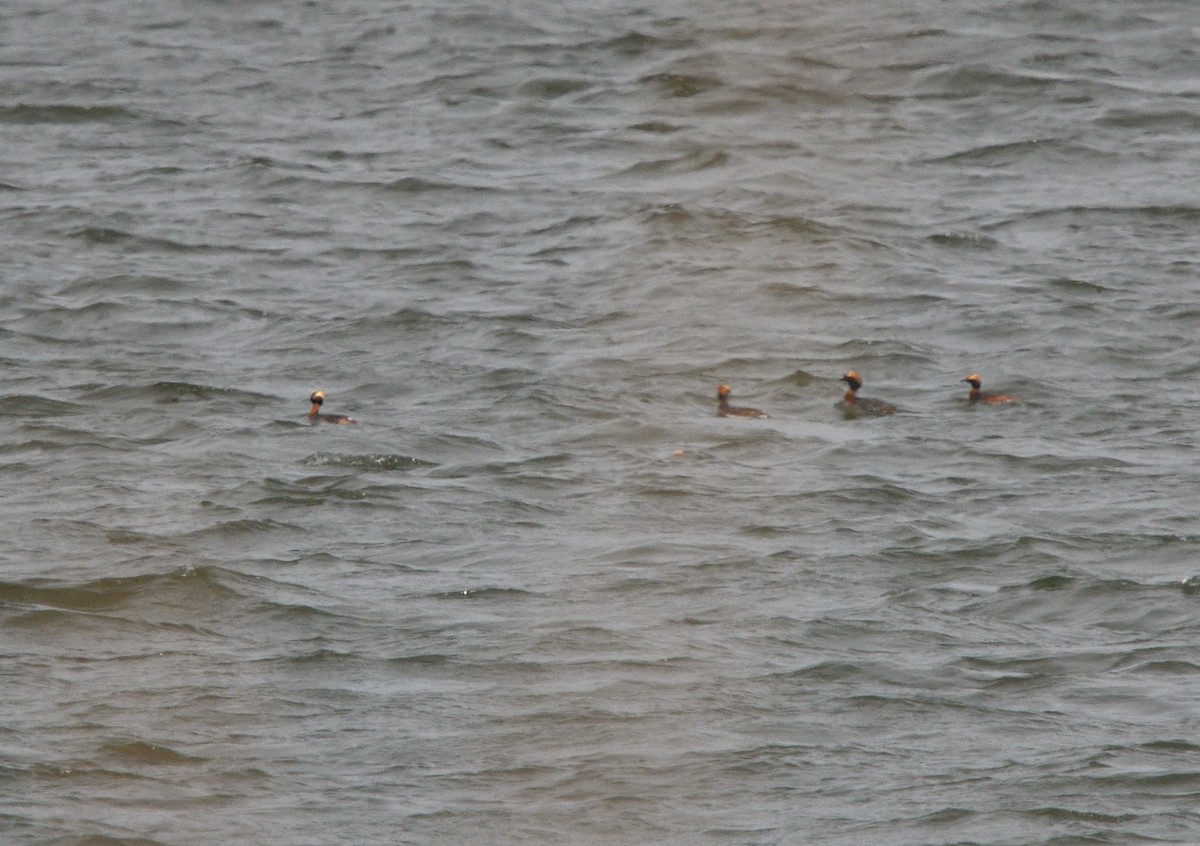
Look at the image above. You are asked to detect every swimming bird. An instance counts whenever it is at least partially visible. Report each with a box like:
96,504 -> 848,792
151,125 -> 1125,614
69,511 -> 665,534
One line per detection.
716,384 -> 769,418
840,371 -> 896,416
307,390 -> 357,424
962,374 -> 1019,404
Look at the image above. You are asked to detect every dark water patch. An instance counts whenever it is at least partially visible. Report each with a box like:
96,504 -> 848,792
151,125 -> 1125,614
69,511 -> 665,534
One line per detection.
41,834 -> 168,846
906,807 -> 979,829
962,574 -> 1200,635
776,660 -> 883,686
527,624 -> 645,655
823,478 -> 931,509
66,225 -> 284,256
434,587 -> 533,601
1097,107 -> 1200,131
321,244 -> 429,263
7,395 -> 86,415
1137,739 -> 1200,754
2,606 -> 152,635
990,203 -> 1200,232
759,213 -> 852,242
133,15 -> 191,32
955,446 -> 1119,475
615,149 -> 729,179
99,740 -> 198,766
384,652 -> 454,667
8,426 -> 165,452
55,274 -> 190,298
639,71 -> 724,98
80,381 -> 269,406
830,336 -> 938,366
1085,769 -> 1200,792
1122,660 -> 1200,676
66,226 -> 144,246
701,743 -> 821,779
378,175 -> 501,195
528,212 -> 604,239
628,120 -> 682,133
0,570 -> 218,614
1148,303 -> 1200,322
1045,276 -> 1113,295
588,540 -> 713,569
235,154 -> 300,171
426,452 -> 572,481
180,517 -> 304,540
713,80 -> 859,111
252,598 -> 349,630
312,148 -> 394,165
12,299 -> 127,330
3,563 -> 294,624
928,231 -> 1000,249
249,476 -> 391,506
759,281 -> 829,301
1076,740 -> 1200,796
595,575 -> 679,597
923,137 -> 1086,165
0,103 -> 142,124
641,202 -> 853,246
124,165 -> 190,183
517,76 -> 592,99
599,31 -> 663,56
102,528 -> 163,547
1025,807 -> 1139,826
976,669 -> 1062,693
301,452 -> 437,472
276,647 -> 360,666
914,63 -> 1065,98
407,432 -> 507,464
1029,574 -> 1075,591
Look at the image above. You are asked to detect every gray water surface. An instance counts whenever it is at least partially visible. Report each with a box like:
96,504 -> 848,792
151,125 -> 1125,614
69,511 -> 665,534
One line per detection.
4,2 -> 1200,844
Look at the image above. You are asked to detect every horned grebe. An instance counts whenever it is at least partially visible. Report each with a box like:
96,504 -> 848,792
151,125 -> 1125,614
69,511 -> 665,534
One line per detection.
716,384 -> 769,418
962,374 -> 1018,405
840,371 -> 896,416
307,390 -> 357,424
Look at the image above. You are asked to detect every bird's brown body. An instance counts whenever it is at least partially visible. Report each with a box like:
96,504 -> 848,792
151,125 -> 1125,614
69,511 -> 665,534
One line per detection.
716,384 -> 769,418
840,371 -> 896,416
307,390 -> 357,424
962,374 -> 1018,405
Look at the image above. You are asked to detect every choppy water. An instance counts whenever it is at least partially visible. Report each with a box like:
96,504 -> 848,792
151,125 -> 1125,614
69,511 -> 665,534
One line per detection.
4,1 -> 1200,843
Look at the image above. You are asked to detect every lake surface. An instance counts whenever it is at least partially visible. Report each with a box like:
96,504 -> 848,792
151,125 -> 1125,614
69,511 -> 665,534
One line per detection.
4,1 -> 1200,843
